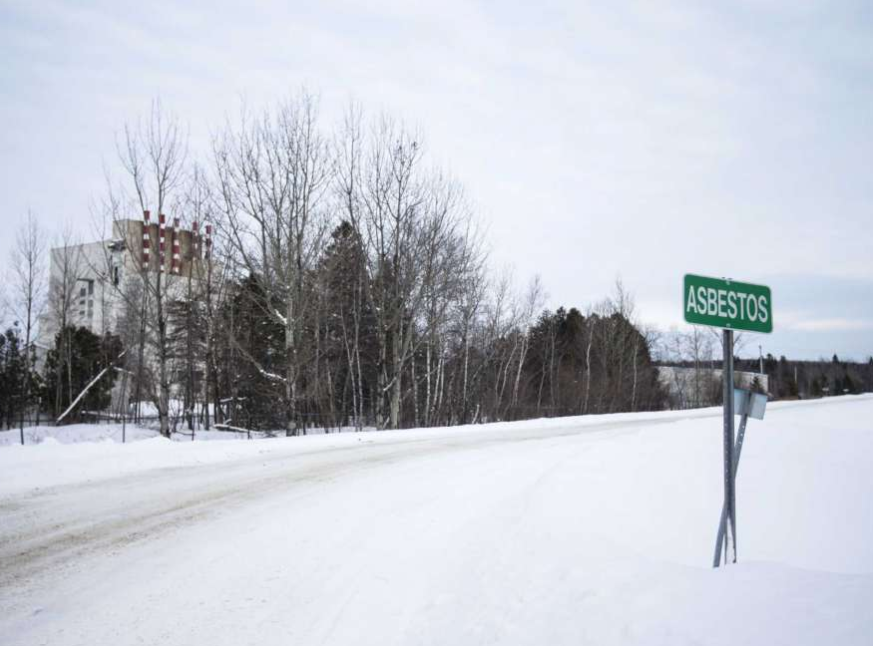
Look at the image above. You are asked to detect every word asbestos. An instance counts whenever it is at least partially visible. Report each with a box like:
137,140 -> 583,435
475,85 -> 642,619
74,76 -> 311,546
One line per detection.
683,274 -> 773,334
687,286 -> 769,324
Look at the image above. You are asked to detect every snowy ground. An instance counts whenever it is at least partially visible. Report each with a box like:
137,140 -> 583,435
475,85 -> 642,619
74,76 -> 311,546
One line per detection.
0,418 -> 372,447
1,396 -> 871,645
0,421 -> 280,447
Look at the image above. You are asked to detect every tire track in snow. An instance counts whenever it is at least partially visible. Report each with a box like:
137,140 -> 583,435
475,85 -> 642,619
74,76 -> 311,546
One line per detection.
0,416 -> 682,599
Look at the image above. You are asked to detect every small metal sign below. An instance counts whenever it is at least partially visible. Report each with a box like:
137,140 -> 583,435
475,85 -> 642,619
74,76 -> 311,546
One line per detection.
733,388 -> 767,420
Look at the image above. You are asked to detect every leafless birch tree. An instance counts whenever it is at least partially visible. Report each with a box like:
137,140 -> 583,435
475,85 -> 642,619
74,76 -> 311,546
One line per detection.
113,101 -> 188,437
8,212 -> 46,441
215,93 -> 332,435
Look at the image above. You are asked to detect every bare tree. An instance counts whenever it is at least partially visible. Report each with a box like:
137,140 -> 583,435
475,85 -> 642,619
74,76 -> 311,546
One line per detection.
8,211 -> 46,441
113,101 -> 188,437
508,275 -> 546,418
354,116 -> 427,429
339,113 -> 479,429
455,243 -> 488,424
183,166 -> 227,431
44,227 -> 84,418
333,104 -> 370,430
481,268 -> 517,421
215,92 -> 332,435
688,327 -> 716,407
657,326 -> 719,409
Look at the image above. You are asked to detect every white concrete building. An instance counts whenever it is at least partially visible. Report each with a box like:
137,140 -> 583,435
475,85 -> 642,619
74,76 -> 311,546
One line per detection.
36,214 -> 212,353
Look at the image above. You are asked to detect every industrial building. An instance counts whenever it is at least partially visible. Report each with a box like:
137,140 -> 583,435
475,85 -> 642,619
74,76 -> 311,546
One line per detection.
36,212 -> 213,356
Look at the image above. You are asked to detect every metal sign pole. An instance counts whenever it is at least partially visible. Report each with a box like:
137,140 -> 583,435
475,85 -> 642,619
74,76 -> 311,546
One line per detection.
716,328 -> 737,566
713,394 -> 749,566
684,273 -> 772,568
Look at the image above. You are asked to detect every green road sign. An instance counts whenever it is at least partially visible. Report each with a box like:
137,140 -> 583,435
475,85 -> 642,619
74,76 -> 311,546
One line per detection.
684,274 -> 773,333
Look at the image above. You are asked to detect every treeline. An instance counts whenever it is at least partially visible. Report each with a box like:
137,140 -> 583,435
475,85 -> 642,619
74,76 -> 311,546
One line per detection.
0,326 -> 31,430
98,95 -> 672,436
0,279 -> 667,435
1,94 -> 670,436
735,353 -> 873,399
0,323 -> 120,431
658,325 -> 873,407
3,93 -> 869,438
194,273 -> 667,433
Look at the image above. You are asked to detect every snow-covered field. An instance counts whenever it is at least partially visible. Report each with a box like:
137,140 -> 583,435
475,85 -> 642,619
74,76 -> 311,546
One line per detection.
1,396 -> 871,645
0,421 -> 280,448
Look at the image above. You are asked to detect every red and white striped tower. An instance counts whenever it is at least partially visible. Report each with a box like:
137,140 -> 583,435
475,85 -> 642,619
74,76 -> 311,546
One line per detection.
158,213 -> 167,273
142,210 -> 151,271
171,217 -> 181,274
205,224 -> 213,260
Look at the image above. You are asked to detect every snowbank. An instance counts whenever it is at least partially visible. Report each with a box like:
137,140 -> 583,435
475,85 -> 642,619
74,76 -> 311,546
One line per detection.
2,395 -> 870,499
1,394 -> 871,645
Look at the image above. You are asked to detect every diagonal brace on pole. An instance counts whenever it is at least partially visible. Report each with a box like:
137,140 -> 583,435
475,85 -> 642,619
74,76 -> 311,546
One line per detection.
713,404 -> 749,567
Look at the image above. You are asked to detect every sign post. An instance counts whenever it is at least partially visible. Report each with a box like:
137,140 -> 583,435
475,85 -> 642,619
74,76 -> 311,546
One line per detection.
683,274 -> 773,568
713,388 -> 768,565
720,328 -> 736,565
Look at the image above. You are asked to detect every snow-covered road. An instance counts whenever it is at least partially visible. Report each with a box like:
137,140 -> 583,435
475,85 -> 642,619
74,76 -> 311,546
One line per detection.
2,396 -> 872,645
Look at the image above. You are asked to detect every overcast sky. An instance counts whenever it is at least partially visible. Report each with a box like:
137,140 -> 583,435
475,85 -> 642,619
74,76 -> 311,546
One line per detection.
1,0 -> 871,360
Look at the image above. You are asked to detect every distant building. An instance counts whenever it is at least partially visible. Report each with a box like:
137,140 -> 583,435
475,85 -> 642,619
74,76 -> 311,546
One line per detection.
658,365 -> 769,409
36,213 -> 212,353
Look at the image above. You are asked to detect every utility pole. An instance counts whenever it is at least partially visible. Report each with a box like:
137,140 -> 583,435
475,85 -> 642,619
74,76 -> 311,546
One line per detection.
759,345 -> 764,375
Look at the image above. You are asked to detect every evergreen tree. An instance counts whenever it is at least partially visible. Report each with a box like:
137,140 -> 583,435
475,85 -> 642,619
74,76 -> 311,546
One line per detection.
843,373 -> 857,394
317,221 -> 378,428
0,323 -> 44,433
520,306 -> 665,416
217,275 -> 286,430
750,375 -> 765,394
0,326 -> 25,428
42,326 -> 121,422
867,358 -> 873,392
